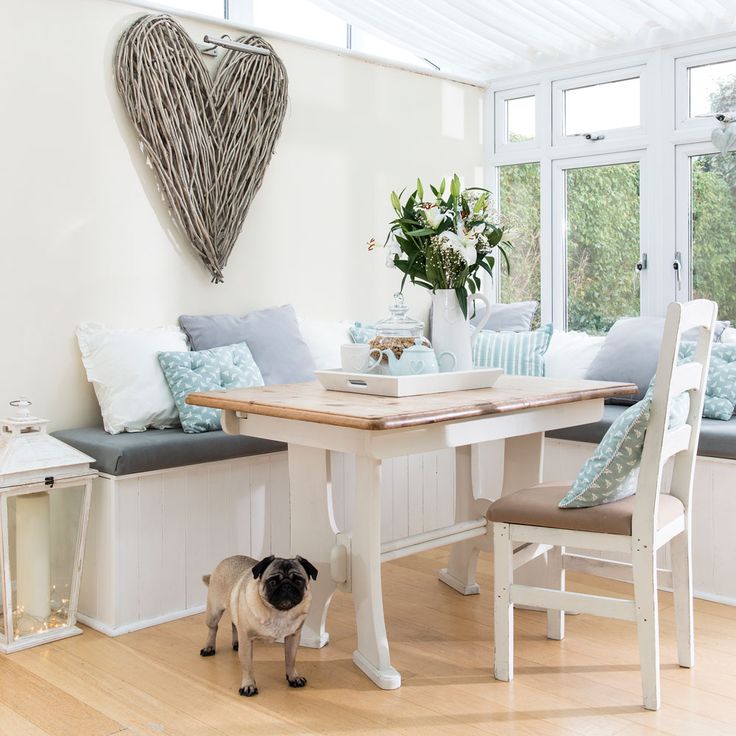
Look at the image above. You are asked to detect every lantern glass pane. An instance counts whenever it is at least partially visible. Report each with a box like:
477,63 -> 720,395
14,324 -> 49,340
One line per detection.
7,486 -> 84,641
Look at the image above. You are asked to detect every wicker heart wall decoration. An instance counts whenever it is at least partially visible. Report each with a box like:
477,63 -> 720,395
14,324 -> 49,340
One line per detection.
115,14 -> 288,283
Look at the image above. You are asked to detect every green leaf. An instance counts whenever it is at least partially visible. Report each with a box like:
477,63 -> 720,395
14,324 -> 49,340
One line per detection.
406,227 -> 434,237
455,287 -> 468,319
390,191 -> 401,214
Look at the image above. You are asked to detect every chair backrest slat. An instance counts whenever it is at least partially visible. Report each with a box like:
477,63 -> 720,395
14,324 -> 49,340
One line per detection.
632,300 -> 716,542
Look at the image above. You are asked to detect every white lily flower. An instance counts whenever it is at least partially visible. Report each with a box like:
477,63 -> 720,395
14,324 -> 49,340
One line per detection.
423,205 -> 447,229
442,230 -> 478,266
385,232 -> 406,268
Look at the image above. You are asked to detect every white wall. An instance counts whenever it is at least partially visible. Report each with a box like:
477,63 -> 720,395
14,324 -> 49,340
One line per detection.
0,0 -> 484,429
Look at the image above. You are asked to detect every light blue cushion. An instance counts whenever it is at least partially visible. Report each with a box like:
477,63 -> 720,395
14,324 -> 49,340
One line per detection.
472,324 -> 553,376
679,342 -> 736,420
349,322 -> 377,344
559,389 -> 690,509
158,343 -> 263,433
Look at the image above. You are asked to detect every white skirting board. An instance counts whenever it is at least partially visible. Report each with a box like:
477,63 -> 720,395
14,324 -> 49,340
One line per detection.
544,437 -> 736,606
78,449 -> 456,634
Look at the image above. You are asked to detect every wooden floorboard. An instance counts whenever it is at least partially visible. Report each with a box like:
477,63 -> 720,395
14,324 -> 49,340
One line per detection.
2,548 -> 736,735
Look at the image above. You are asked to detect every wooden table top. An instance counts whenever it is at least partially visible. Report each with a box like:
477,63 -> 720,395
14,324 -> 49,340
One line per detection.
187,375 -> 637,431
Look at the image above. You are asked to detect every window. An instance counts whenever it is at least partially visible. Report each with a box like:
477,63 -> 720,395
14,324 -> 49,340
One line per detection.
505,96 -> 535,143
498,163 -> 541,323
350,27 -> 430,68
563,77 -> 640,136
689,59 -> 736,118
564,161 -> 641,334
689,152 -> 736,321
251,0 -> 347,46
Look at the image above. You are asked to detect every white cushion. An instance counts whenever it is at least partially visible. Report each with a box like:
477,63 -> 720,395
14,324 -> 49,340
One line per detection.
544,330 -> 605,379
77,324 -> 188,434
721,327 -> 736,344
297,318 -> 352,370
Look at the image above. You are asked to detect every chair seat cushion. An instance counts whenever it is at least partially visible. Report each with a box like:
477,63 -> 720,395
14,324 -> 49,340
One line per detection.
487,482 -> 684,536
51,427 -> 286,476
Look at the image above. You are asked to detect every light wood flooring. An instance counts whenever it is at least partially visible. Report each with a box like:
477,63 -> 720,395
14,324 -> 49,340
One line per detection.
2,547 -> 736,736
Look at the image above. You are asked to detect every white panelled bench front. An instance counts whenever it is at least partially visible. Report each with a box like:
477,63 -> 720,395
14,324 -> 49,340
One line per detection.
51,427 -> 455,635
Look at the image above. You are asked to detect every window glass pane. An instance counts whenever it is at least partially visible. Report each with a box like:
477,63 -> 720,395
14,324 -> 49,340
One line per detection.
252,0 -> 347,47
689,60 -> 736,118
163,0 -> 224,17
564,78 -> 640,135
499,163 -> 541,325
350,27 -> 429,67
505,96 -> 535,143
566,162 -> 640,334
690,152 -> 736,322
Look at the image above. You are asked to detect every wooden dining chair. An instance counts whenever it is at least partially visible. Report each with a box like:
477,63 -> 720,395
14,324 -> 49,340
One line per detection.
488,299 -> 717,710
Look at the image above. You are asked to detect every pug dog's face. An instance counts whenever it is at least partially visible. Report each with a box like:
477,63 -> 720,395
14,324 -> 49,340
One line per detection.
251,556 -> 318,611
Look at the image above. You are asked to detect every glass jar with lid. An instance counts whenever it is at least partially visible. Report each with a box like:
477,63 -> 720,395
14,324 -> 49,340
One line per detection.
369,293 -> 430,369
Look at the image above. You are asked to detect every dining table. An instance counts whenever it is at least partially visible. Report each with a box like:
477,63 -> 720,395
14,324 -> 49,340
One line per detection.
188,374 -> 636,689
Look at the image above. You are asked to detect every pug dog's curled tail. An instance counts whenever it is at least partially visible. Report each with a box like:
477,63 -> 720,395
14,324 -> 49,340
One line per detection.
202,574 -> 211,586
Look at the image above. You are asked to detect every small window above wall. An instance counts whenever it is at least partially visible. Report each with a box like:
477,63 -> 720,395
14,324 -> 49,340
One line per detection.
494,86 -> 538,152
553,69 -> 644,146
676,50 -> 736,130
164,0 -> 226,18
251,0 -> 347,47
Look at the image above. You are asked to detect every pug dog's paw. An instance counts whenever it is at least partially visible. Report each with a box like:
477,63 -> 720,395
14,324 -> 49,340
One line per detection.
200,646 -> 216,657
286,675 -> 308,688
239,685 -> 258,697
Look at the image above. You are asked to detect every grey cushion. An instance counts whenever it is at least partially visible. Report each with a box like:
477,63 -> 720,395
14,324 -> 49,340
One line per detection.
470,300 -> 538,331
546,405 -> 736,460
586,317 -> 731,405
51,427 -> 285,476
179,305 -> 316,385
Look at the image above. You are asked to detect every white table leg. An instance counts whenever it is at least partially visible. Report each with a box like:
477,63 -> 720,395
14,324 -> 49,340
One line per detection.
439,444 -> 494,595
502,433 -> 550,589
287,444 -> 338,649
351,455 -> 401,690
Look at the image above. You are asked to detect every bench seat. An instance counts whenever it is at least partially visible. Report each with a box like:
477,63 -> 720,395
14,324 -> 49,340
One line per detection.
51,427 -> 286,476
546,405 -> 736,460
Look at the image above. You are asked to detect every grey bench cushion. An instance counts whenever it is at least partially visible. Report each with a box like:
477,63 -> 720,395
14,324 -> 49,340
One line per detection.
51,427 -> 286,476
546,405 -> 736,460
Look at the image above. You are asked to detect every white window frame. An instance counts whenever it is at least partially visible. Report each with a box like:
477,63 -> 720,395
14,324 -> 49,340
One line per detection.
675,140 -> 736,308
552,65 -> 648,148
493,85 -> 541,154
675,46 -> 736,132
488,33 -> 736,330
552,150 -> 649,330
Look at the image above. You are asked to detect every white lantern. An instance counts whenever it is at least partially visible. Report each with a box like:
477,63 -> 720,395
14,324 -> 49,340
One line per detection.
0,399 -> 96,653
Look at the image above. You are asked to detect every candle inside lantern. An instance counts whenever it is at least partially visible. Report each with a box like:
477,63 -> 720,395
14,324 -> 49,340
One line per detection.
15,492 -> 51,621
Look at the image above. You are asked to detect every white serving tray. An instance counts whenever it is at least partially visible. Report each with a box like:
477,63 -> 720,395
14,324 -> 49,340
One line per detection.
314,368 -> 503,397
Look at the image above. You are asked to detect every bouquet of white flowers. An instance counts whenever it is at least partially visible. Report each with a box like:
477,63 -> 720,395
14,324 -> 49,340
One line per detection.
373,174 -> 512,317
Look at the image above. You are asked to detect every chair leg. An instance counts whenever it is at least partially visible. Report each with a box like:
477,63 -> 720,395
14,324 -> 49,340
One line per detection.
493,522 -> 514,681
546,545 -> 565,641
633,548 -> 661,711
670,530 -> 694,668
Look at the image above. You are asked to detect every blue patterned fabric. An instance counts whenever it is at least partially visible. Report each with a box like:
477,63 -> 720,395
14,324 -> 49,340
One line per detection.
158,343 -> 263,433
472,324 -> 553,376
559,388 -> 690,509
349,322 -> 377,344
679,342 -> 736,420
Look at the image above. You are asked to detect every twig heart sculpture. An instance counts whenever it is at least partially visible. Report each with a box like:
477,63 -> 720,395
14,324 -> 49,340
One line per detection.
115,14 -> 288,283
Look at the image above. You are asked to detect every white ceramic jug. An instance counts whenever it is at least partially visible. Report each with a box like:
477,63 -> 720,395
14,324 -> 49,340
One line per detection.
431,289 -> 491,371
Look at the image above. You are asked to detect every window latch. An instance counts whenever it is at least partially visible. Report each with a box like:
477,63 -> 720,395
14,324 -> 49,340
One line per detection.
673,251 -> 682,289
573,132 -> 606,141
634,253 -> 647,290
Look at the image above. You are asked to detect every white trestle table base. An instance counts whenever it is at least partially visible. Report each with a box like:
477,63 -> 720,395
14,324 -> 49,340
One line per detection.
188,376 -> 635,689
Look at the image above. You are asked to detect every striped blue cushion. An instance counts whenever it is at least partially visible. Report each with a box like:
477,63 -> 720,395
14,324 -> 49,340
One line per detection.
472,324 -> 553,376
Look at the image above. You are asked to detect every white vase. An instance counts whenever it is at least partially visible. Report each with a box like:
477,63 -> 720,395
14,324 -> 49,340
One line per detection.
431,289 -> 491,371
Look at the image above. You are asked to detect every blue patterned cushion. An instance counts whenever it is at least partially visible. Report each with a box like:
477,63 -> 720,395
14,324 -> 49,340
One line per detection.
679,342 -> 736,420
559,388 -> 690,509
473,324 -> 553,376
158,343 -> 263,433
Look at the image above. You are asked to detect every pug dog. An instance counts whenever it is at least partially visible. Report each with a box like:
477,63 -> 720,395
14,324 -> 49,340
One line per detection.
200,554 -> 318,697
